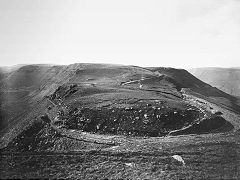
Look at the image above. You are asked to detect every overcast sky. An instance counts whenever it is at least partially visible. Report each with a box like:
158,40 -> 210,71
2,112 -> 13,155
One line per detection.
0,0 -> 240,68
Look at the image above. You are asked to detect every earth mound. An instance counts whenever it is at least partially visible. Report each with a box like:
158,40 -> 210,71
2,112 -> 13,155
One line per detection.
0,63 -> 238,149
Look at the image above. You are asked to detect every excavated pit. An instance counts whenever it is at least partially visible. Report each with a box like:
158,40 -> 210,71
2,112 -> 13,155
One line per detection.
53,102 -> 233,137
56,104 -> 202,137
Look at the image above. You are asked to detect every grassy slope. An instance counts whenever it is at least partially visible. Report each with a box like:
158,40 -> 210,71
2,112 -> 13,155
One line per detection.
1,64 -> 240,179
1,63 -> 239,145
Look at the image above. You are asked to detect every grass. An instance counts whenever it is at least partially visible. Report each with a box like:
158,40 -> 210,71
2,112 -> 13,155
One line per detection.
1,135 -> 240,179
1,63 -> 240,179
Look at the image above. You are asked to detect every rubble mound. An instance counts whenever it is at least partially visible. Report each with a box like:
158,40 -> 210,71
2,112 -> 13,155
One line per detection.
60,104 -> 201,137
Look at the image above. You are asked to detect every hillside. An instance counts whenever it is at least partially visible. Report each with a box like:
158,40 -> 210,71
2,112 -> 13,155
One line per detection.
1,64 -> 240,179
189,67 -> 240,97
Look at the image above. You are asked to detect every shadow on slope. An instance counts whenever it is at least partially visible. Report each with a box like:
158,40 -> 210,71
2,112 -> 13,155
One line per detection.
169,115 -> 234,136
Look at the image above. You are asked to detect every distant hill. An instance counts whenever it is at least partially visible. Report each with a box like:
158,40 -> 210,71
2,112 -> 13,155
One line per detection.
189,68 -> 240,96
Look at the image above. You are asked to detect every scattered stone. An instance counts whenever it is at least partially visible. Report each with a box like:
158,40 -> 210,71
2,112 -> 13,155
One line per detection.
144,114 -> 148,118
172,155 -> 185,166
125,163 -> 134,168
143,119 -> 149,124
110,146 -> 120,150
125,107 -> 133,111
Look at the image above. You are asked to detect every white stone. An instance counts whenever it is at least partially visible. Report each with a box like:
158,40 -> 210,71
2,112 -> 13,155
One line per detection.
172,155 -> 185,166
